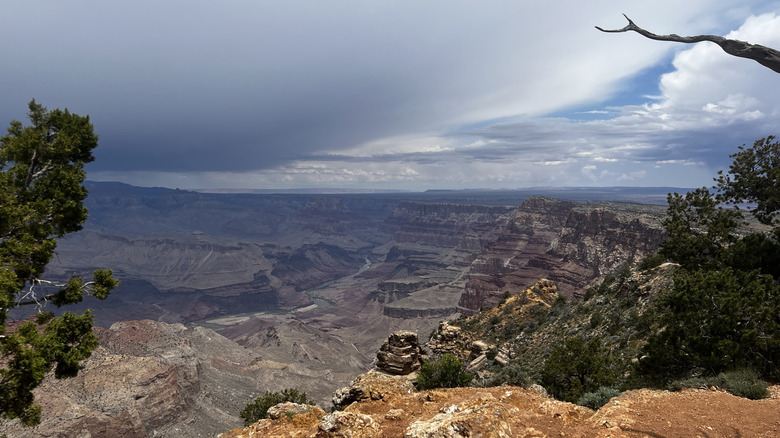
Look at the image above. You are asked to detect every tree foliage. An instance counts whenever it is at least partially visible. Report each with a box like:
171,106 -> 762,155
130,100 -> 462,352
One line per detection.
715,136 -> 780,226
658,187 -> 741,270
540,336 -> 620,403
416,353 -> 473,390
0,100 -> 118,426
638,136 -> 780,387
240,388 -> 314,426
637,268 -> 780,383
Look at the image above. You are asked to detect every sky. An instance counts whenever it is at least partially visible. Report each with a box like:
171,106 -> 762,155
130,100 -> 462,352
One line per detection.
2,1 -> 780,191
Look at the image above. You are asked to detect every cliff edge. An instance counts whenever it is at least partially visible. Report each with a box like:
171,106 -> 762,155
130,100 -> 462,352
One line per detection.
220,382 -> 780,437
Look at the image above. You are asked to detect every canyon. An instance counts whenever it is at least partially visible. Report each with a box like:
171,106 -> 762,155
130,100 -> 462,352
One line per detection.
1,183 -> 673,437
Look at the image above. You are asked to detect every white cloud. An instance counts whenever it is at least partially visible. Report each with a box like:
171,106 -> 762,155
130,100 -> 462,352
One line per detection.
581,165 -> 598,182
327,135 -> 455,158
618,171 -> 648,182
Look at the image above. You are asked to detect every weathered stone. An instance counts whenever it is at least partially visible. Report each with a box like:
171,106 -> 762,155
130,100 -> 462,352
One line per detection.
425,322 -> 474,362
317,411 -> 382,437
376,331 -> 424,375
466,354 -> 487,373
527,384 -> 548,398
332,369 -> 414,410
267,402 -> 326,421
468,340 -> 491,361
385,409 -> 406,421
404,400 -> 513,437
494,343 -> 512,366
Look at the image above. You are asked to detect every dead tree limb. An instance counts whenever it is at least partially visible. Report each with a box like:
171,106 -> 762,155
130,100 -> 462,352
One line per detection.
596,14 -> 780,74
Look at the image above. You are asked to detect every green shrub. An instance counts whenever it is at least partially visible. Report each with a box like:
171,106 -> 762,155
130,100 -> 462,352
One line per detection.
417,354 -> 473,390
540,336 -> 621,403
589,310 -> 604,328
675,370 -> 769,399
498,291 -> 510,307
637,253 -> 666,271
717,369 -> 770,400
485,364 -> 531,387
240,388 -> 314,426
576,386 -> 622,410
668,376 -> 710,391
668,369 -> 769,400
522,321 -> 537,334
636,268 -> 780,383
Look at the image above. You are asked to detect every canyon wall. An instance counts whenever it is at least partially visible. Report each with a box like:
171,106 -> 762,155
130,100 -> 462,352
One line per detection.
460,197 -> 666,311
6,185 -> 680,437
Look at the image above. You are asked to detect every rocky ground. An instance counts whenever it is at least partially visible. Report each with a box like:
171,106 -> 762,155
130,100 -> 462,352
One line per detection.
220,379 -> 780,437
221,329 -> 780,437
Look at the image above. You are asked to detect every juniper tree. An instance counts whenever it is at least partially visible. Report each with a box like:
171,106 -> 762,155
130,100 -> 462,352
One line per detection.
715,136 -> 780,227
0,100 -> 118,426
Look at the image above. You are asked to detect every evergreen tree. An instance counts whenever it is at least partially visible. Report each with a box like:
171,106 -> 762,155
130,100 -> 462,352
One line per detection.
638,136 -> 780,387
0,100 -> 118,426
658,187 -> 741,270
715,136 -> 780,227
540,336 -> 620,403
637,268 -> 780,383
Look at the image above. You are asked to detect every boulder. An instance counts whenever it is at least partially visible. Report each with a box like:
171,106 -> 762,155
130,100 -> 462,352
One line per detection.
404,400 -> 513,437
466,354 -> 487,373
376,331 -> 424,375
527,278 -> 559,306
494,343 -> 512,366
267,402 -> 326,421
469,340 -> 490,360
426,322 -> 474,361
332,370 -> 414,410
317,411 -> 382,437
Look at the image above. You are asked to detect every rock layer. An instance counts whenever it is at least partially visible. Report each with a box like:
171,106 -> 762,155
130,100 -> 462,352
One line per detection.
0,319 -> 361,438
460,197 -> 665,310
375,331 -> 424,376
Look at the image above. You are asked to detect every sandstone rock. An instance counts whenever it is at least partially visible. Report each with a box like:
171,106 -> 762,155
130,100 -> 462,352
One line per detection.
494,344 -> 511,366
465,354 -> 487,373
317,411 -> 382,437
526,279 -> 559,306
426,322 -> 474,362
527,384 -> 548,398
404,400 -> 513,437
375,331 -> 424,375
469,340 -> 490,360
267,402 -> 326,421
385,409 -> 406,421
222,383 -> 780,437
332,369 -> 414,410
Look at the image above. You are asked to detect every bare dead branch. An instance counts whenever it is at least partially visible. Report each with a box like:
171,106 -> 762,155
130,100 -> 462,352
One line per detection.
10,278 -> 101,308
596,14 -> 780,74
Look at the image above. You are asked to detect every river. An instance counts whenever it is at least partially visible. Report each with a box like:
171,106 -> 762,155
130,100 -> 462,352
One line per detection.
193,257 -> 372,329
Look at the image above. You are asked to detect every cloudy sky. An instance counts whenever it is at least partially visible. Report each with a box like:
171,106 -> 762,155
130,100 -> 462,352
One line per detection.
2,1 -> 780,191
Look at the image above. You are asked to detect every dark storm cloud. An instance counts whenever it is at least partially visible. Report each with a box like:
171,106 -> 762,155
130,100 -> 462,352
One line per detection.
0,1 -> 452,171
